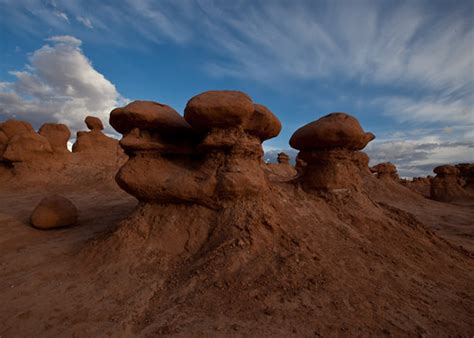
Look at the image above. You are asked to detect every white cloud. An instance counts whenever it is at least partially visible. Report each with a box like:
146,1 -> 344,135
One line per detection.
0,35 -> 124,133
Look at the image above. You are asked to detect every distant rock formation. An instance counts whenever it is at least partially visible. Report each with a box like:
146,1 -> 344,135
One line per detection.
371,162 -> 399,181
430,165 -> 467,202
265,151 -> 297,181
0,116 -> 127,189
30,195 -> 78,229
38,123 -> 71,153
401,176 -> 432,197
289,112 -> 375,192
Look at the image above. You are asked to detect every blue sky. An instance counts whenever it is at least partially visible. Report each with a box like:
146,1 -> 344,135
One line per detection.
0,0 -> 473,176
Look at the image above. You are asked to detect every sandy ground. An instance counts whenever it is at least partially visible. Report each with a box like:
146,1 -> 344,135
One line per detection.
0,177 -> 473,337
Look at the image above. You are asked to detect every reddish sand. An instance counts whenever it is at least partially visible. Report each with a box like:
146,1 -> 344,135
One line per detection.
0,172 -> 473,337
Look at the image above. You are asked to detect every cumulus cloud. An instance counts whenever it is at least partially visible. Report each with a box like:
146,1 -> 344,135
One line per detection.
0,35 -> 124,132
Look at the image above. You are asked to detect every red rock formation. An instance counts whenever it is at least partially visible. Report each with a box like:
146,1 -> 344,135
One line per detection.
2,131 -> 53,162
455,163 -> 474,192
72,116 -> 123,160
401,176 -> 432,197
110,91 -> 281,206
30,195 -> 78,229
38,123 -> 71,153
371,162 -> 399,180
265,152 -> 297,181
85,116 -> 104,131
289,113 -> 375,191
430,165 -> 467,202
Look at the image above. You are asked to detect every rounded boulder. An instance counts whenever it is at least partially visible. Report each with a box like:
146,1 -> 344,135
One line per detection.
30,195 -> 78,229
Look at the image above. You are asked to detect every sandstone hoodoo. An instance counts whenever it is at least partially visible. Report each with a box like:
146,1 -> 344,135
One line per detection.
0,119 -> 36,160
111,91 -> 281,205
430,165 -> 467,202
72,116 -> 122,157
30,195 -> 78,229
371,162 -> 399,180
289,112 -> 375,191
38,123 -> 71,153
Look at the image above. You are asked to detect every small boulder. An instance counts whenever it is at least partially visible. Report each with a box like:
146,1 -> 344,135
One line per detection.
38,123 -> 71,153
30,195 -> 78,229
85,116 -> 104,131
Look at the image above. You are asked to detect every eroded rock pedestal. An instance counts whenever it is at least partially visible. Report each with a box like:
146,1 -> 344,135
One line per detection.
289,113 -> 375,192
110,91 -> 281,208
430,165 -> 467,202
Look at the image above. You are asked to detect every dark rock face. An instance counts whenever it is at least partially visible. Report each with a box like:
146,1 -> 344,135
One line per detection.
289,112 -> 374,192
111,92 -> 281,207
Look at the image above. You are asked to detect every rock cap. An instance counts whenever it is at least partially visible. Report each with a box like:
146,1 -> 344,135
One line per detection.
289,112 -> 375,151
85,116 -> 104,131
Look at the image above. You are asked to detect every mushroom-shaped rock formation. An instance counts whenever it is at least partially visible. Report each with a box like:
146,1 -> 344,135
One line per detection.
110,100 -> 209,204
371,162 -> 399,180
277,152 -> 290,164
2,132 -> 53,162
85,116 -> 104,131
265,151 -> 297,182
30,195 -> 78,229
430,165 -> 467,202
111,91 -> 281,205
72,116 -> 123,162
185,91 -> 281,199
38,123 -> 71,153
289,112 -> 374,191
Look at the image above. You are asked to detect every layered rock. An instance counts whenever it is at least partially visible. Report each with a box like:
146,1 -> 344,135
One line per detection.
430,165 -> 467,202
110,91 -> 281,207
289,113 -> 375,191
371,162 -> 399,180
38,123 -> 70,153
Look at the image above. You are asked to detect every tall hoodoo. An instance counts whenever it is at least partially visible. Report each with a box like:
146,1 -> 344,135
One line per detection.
289,112 -> 375,191
110,91 -> 282,206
